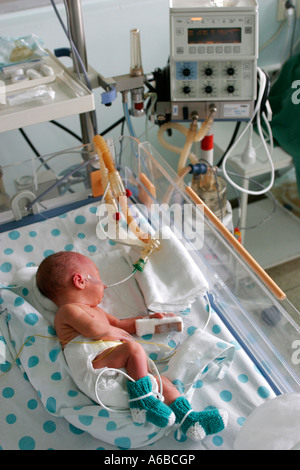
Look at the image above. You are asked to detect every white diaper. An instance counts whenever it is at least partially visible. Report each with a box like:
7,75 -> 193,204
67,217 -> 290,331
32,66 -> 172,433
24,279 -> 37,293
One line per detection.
63,336 -> 158,410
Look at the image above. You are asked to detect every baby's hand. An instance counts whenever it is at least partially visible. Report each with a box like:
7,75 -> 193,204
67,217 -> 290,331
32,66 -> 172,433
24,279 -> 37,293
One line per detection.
149,312 -> 175,319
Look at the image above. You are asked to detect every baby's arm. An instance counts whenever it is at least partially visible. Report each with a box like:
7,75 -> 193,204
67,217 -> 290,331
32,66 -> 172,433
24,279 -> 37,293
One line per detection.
104,312 -> 144,335
105,312 -> 175,335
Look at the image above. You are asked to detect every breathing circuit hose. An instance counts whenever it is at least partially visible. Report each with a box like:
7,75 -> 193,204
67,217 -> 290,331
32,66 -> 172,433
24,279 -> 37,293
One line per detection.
157,105 -> 217,176
93,135 -> 161,270
93,135 -> 151,244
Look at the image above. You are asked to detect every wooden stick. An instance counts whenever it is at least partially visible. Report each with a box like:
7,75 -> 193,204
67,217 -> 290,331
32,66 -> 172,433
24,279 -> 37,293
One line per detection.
185,186 -> 286,300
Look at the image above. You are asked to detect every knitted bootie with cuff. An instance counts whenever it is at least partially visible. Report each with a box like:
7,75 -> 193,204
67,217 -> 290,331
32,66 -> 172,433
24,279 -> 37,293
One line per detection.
169,396 -> 228,441
127,376 -> 175,428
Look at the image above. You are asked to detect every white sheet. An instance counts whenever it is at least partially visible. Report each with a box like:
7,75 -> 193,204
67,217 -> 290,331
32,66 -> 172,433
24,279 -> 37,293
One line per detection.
126,226 -> 209,313
234,394 -> 300,450
0,201 -> 277,450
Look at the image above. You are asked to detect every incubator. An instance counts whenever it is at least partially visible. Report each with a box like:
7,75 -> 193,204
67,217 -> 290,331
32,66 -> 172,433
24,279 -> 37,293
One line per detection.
0,0 -> 300,451
0,136 -> 299,397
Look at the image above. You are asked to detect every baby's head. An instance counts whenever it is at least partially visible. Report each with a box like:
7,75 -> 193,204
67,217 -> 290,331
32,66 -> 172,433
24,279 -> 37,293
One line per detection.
36,251 -> 105,306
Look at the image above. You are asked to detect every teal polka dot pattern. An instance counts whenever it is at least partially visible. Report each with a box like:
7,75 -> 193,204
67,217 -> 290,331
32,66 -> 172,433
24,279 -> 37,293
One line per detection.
6,413 -> 17,424
114,437 -> 131,450
8,230 -> 20,240
2,387 -> 14,398
28,356 -> 39,368
1,262 -> 12,273
257,386 -> 270,399
51,229 -> 61,237
220,390 -> 232,402
19,436 -> 35,450
75,215 -> 86,225
24,313 -> 38,325
43,421 -> 56,433
0,202 -> 277,450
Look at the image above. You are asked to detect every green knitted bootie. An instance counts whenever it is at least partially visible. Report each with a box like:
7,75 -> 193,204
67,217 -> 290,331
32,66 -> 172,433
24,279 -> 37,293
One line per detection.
170,396 -> 228,441
127,376 -> 175,428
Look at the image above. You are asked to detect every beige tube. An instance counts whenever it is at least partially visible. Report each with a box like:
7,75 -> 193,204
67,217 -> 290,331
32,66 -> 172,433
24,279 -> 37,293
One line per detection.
157,122 -> 198,165
93,135 -> 151,244
157,106 -> 217,178
194,106 -> 217,142
177,120 -> 198,176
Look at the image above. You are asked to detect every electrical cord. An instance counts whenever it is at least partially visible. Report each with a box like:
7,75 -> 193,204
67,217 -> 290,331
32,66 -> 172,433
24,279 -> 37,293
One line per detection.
221,68 -> 275,196
216,121 -> 241,168
217,168 -> 278,231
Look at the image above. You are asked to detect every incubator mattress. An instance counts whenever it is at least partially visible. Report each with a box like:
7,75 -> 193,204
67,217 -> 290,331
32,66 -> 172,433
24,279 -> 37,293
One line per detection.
0,202 -> 276,450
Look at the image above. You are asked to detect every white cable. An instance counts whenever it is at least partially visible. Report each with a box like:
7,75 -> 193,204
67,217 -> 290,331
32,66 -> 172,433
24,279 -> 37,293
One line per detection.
93,357 -> 163,413
94,367 -> 134,412
105,269 -> 137,288
221,68 -> 275,196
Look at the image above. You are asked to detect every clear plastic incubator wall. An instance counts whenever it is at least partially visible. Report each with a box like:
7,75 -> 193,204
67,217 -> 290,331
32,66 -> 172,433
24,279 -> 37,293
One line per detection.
0,136 -> 299,450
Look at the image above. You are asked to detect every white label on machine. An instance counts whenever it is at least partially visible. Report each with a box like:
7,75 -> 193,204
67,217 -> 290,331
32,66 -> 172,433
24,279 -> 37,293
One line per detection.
172,104 -> 179,116
223,104 -> 250,118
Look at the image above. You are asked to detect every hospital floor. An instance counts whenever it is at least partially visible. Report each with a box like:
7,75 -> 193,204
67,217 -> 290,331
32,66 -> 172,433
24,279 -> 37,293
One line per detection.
233,193 -> 300,327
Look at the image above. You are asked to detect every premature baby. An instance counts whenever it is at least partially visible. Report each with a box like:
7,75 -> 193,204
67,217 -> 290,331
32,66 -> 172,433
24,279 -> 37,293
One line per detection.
36,251 -> 227,440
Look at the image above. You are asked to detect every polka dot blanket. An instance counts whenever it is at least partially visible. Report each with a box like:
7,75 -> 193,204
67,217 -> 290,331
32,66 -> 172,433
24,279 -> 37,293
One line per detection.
0,203 -> 276,450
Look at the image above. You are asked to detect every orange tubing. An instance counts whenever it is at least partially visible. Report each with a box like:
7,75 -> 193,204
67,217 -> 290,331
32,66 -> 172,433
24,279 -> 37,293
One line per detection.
93,135 -> 115,174
93,134 -> 151,244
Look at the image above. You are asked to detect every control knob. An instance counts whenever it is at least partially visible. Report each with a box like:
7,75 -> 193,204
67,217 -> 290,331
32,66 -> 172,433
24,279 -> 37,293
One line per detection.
204,67 -> 213,76
182,85 -> 191,95
205,85 -> 213,94
182,67 -> 191,77
227,67 -> 235,76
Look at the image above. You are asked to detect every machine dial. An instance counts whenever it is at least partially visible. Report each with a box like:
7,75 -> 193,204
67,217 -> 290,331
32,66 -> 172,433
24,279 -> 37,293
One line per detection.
227,67 -> 235,76
177,62 -> 197,80
205,85 -> 213,94
204,67 -> 213,77
202,82 -> 216,96
182,85 -> 191,94
182,67 -> 192,77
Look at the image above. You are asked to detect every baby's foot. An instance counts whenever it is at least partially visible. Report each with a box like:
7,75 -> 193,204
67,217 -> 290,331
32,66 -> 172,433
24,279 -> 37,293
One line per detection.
127,376 -> 175,428
170,396 -> 227,441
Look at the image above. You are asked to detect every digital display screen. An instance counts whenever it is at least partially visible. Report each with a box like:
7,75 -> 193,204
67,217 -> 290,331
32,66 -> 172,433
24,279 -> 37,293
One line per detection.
188,28 -> 241,44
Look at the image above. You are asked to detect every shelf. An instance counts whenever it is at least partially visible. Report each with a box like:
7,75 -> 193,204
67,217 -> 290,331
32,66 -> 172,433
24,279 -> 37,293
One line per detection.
0,51 -> 95,132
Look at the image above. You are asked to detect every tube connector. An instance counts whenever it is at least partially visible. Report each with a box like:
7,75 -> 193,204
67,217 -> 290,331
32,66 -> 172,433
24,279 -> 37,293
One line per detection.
133,238 -> 161,271
188,163 -> 208,175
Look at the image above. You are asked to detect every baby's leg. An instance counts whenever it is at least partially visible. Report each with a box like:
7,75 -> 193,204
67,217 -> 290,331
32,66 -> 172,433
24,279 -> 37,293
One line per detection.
93,341 -> 175,428
92,341 -> 148,381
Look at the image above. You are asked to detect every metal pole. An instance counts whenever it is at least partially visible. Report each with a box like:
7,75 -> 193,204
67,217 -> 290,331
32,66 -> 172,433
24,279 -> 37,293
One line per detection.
64,0 -> 95,145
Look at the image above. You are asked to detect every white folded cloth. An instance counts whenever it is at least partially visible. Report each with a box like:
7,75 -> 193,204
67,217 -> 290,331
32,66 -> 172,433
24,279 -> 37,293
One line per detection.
126,226 -> 209,313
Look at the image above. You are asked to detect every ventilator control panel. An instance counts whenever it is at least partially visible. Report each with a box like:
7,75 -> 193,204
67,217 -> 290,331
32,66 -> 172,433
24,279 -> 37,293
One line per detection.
169,0 -> 258,120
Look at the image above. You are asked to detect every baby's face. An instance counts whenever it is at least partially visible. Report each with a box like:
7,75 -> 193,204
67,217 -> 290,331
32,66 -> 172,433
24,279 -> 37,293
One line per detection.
84,260 -> 107,305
